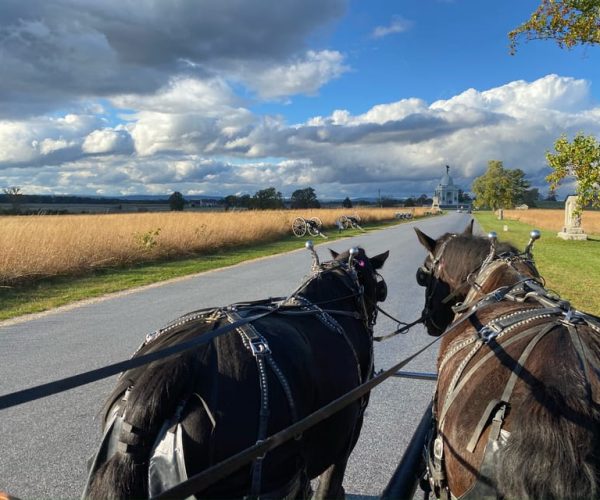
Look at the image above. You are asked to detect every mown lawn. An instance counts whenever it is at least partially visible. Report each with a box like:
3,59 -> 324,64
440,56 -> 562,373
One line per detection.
474,212 -> 600,315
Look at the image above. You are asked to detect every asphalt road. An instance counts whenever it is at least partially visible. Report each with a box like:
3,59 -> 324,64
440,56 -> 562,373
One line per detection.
0,212 -> 475,499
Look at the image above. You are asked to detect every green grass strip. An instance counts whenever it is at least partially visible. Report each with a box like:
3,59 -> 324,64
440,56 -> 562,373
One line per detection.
474,212 -> 600,316
0,219 -> 407,321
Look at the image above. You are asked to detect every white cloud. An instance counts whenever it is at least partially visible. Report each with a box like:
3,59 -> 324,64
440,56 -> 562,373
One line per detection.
82,128 -> 133,154
372,16 -> 413,38
0,0 -> 346,118
242,50 -> 350,99
1,74 -> 599,199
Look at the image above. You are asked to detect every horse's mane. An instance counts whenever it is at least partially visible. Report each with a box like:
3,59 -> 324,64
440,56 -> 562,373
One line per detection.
440,233 -> 520,285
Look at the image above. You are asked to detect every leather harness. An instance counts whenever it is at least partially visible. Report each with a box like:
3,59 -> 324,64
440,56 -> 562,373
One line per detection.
84,258 -> 378,499
423,252 -> 600,500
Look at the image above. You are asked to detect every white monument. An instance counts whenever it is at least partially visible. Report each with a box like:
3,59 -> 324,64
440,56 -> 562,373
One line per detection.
434,165 -> 459,208
557,195 -> 588,240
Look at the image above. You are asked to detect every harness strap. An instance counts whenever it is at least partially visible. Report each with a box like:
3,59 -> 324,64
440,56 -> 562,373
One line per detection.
465,321 -> 558,453
439,321 -> 557,427
226,310 -> 272,497
287,295 -> 364,385
566,322 -> 600,404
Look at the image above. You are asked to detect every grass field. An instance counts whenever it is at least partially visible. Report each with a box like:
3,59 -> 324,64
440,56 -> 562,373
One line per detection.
0,210 -> 432,321
0,207 -> 428,286
501,208 -> 600,234
474,212 -> 600,315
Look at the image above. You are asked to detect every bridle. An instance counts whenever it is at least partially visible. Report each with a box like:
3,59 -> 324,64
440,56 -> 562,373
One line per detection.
416,233 -> 542,333
416,234 -> 460,332
302,245 -> 387,330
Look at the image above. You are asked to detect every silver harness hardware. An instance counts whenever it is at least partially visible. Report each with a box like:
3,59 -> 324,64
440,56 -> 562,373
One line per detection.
424,249 -> 600,500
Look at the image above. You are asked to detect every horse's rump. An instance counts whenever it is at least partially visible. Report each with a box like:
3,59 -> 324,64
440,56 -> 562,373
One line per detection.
87,300 -> 368,498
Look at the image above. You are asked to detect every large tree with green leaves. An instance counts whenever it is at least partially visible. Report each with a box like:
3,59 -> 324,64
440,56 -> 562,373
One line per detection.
168,191 -> 186,211
290,187 -> 320,209
251,187 -> 285,209
509,0 -> 600,53
471,160 -> 530,210
546,132 -> 600,214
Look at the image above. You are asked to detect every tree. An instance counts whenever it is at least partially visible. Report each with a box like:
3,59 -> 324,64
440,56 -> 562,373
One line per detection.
251,187 -> 284,210
471,160 -> 530,210
458,190 -> 472,203
509,0 -> 600,53
381,197 -> 399,207
3,186 -> 23,213
342,197 -> 353,208
168,191 -> 186,211
546,132 -> 600,214
417,194 -> 432,206
223,195 -> 239,210
545,187 -> 558,201
290,187 -> 320,209
520,188 -> 541,207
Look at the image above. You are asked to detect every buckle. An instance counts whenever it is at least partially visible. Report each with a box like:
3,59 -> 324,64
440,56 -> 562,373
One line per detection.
250,338 -> 271,356
478,323 -> 501,342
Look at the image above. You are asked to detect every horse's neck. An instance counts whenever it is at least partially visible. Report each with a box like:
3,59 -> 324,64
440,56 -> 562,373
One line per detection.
298,270 -> 354,310
466,260 -> 532,301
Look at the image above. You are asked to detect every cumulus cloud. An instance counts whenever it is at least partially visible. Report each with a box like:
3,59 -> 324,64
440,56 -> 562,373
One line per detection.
0,0 -> 346,118
372,16 -> 413,38
1,74 -> 599,199
82,128 -> 134,155
242,50 -> 350,99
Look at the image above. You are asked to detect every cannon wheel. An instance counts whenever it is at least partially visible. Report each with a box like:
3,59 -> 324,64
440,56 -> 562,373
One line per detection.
292,217 -> 307,237
339,215 -> 350,230
308,217 -> 323,236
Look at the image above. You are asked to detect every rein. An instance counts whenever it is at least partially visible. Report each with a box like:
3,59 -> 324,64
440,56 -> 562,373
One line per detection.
373,308 -> 424,341
0,256 -> 377,411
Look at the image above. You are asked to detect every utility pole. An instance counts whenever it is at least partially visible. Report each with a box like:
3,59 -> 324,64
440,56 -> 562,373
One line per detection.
378,189 -> 381,208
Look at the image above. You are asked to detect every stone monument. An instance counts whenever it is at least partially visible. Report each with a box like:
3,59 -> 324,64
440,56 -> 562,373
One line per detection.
557,195 -> 588,240
432,195 -> 440,211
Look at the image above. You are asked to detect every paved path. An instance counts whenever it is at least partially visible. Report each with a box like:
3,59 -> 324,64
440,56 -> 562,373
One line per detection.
0,212 -> 474,499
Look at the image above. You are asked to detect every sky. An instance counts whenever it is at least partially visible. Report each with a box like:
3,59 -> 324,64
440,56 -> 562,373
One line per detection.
1,0 -> 599,200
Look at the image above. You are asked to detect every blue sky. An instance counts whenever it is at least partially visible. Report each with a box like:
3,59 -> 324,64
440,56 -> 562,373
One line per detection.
1,0 -> 599,199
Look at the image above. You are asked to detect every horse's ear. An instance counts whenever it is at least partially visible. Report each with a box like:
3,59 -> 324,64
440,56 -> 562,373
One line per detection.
370,250 -> 389,270
329,249 -> 339,259
414,227 -> 436,254
463,219 -> 474,235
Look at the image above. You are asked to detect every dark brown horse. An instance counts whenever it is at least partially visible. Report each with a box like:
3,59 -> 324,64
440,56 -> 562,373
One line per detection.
83,246 -> 389,499
415,221 -> 600,500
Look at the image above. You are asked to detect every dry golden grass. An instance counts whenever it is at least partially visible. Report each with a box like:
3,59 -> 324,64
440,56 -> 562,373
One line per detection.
502,209 -> 600,234
0,208 -> 428,285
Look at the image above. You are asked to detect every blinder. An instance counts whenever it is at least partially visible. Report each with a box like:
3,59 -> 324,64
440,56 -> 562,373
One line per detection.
376,274 -> 388,302
416,266 -> 432,287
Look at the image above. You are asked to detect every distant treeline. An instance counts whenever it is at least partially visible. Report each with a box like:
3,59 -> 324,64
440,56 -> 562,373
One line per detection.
0,194 -> 177,204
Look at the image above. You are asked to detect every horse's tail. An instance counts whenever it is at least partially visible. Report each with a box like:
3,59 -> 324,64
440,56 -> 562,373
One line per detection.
496,327 -> 600,500
87,330 -> 209,500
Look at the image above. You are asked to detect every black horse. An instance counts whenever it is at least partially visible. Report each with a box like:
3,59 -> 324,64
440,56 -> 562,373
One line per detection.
84,246 -> 389,499
415,221 -> 600,500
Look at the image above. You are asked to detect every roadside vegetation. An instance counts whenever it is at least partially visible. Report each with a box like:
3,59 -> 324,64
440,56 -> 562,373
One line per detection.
474,212 -> 600,315
500,208 -> 600,234
0,208 -> 432,321
0,208 -> 428,286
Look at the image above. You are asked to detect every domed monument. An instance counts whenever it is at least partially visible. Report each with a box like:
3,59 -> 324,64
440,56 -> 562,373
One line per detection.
433,165 -> 459,208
